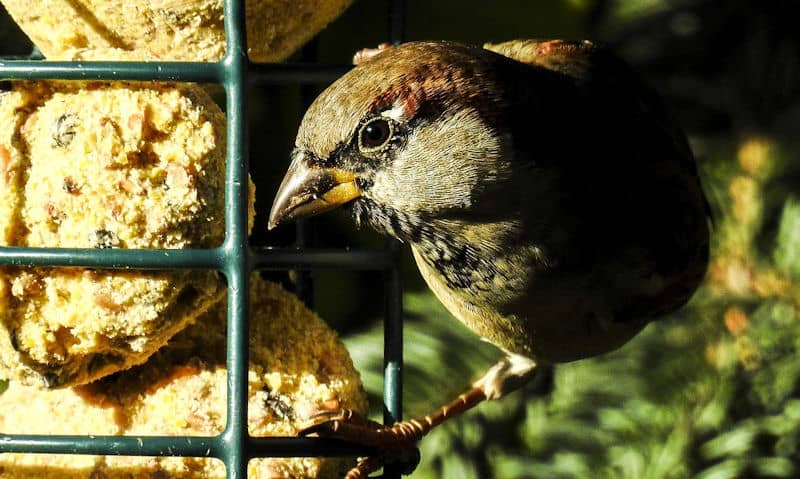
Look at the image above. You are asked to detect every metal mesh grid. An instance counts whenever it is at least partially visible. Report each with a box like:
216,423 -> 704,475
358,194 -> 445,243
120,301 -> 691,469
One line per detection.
0,1 -> 406,477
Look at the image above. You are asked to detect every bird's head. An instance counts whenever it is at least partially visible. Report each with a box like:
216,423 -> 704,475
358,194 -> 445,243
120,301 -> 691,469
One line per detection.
268,42 -> 514,240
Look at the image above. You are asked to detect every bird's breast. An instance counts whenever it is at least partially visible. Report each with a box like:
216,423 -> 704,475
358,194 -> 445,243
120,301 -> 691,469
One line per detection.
410,234 -> 655,363
409,227 -> 549,358
411,243 -> 538,357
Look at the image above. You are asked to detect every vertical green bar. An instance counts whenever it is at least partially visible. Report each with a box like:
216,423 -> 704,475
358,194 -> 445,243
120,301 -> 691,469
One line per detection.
221,0 -> 251,478
383,0 -> 406,425
383,239 -> 403,426
384,2 -> 406,478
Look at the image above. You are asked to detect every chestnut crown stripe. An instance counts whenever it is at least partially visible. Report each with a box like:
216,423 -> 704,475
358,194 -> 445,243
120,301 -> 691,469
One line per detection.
296,42 -> 510,160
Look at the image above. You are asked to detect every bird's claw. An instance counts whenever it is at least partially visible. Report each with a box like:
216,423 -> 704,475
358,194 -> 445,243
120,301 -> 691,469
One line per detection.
299,409 -> 422,478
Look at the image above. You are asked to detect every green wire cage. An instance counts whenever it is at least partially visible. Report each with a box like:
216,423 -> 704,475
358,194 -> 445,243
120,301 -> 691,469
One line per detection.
0,1 -> 406,478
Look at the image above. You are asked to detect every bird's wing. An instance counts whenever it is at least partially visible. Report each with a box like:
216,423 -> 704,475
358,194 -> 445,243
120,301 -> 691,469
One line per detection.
485,39 -> 696,168
486,39 -> 711,323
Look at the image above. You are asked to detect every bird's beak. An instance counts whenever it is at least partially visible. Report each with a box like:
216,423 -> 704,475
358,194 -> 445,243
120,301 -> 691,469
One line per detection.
268,152 -> 361,230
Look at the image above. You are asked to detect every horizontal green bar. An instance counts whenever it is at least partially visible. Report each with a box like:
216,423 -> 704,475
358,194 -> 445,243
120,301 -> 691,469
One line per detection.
0,60 -> 353,84
253,248 -> 393,270
0,435 -> 218,457
0,435 -> 372,458
0,246 -> 394,271
0,60 -> 221,82
0,247 -> 222,269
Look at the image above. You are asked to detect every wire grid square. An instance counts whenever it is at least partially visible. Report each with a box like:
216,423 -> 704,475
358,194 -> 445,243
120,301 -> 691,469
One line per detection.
0,0 -> 406,477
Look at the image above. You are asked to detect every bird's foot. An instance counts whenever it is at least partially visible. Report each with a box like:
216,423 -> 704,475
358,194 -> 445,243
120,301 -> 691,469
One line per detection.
300,388 -> 490,477
299,409 -> 421,478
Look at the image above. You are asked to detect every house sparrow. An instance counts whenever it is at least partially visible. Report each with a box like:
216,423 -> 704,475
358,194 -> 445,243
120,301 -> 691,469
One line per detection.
269,39 -> 710,477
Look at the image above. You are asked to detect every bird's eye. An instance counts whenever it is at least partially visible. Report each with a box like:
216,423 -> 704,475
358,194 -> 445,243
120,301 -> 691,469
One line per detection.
358,118 -> 393,151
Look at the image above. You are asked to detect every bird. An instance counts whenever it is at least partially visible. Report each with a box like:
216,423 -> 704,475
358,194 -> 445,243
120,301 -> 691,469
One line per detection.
268,39 -> 711,478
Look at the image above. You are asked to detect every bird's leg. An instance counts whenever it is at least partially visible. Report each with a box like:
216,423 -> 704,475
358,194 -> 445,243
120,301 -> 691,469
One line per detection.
299,354 -> 539,477
473,353 -> 539,400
